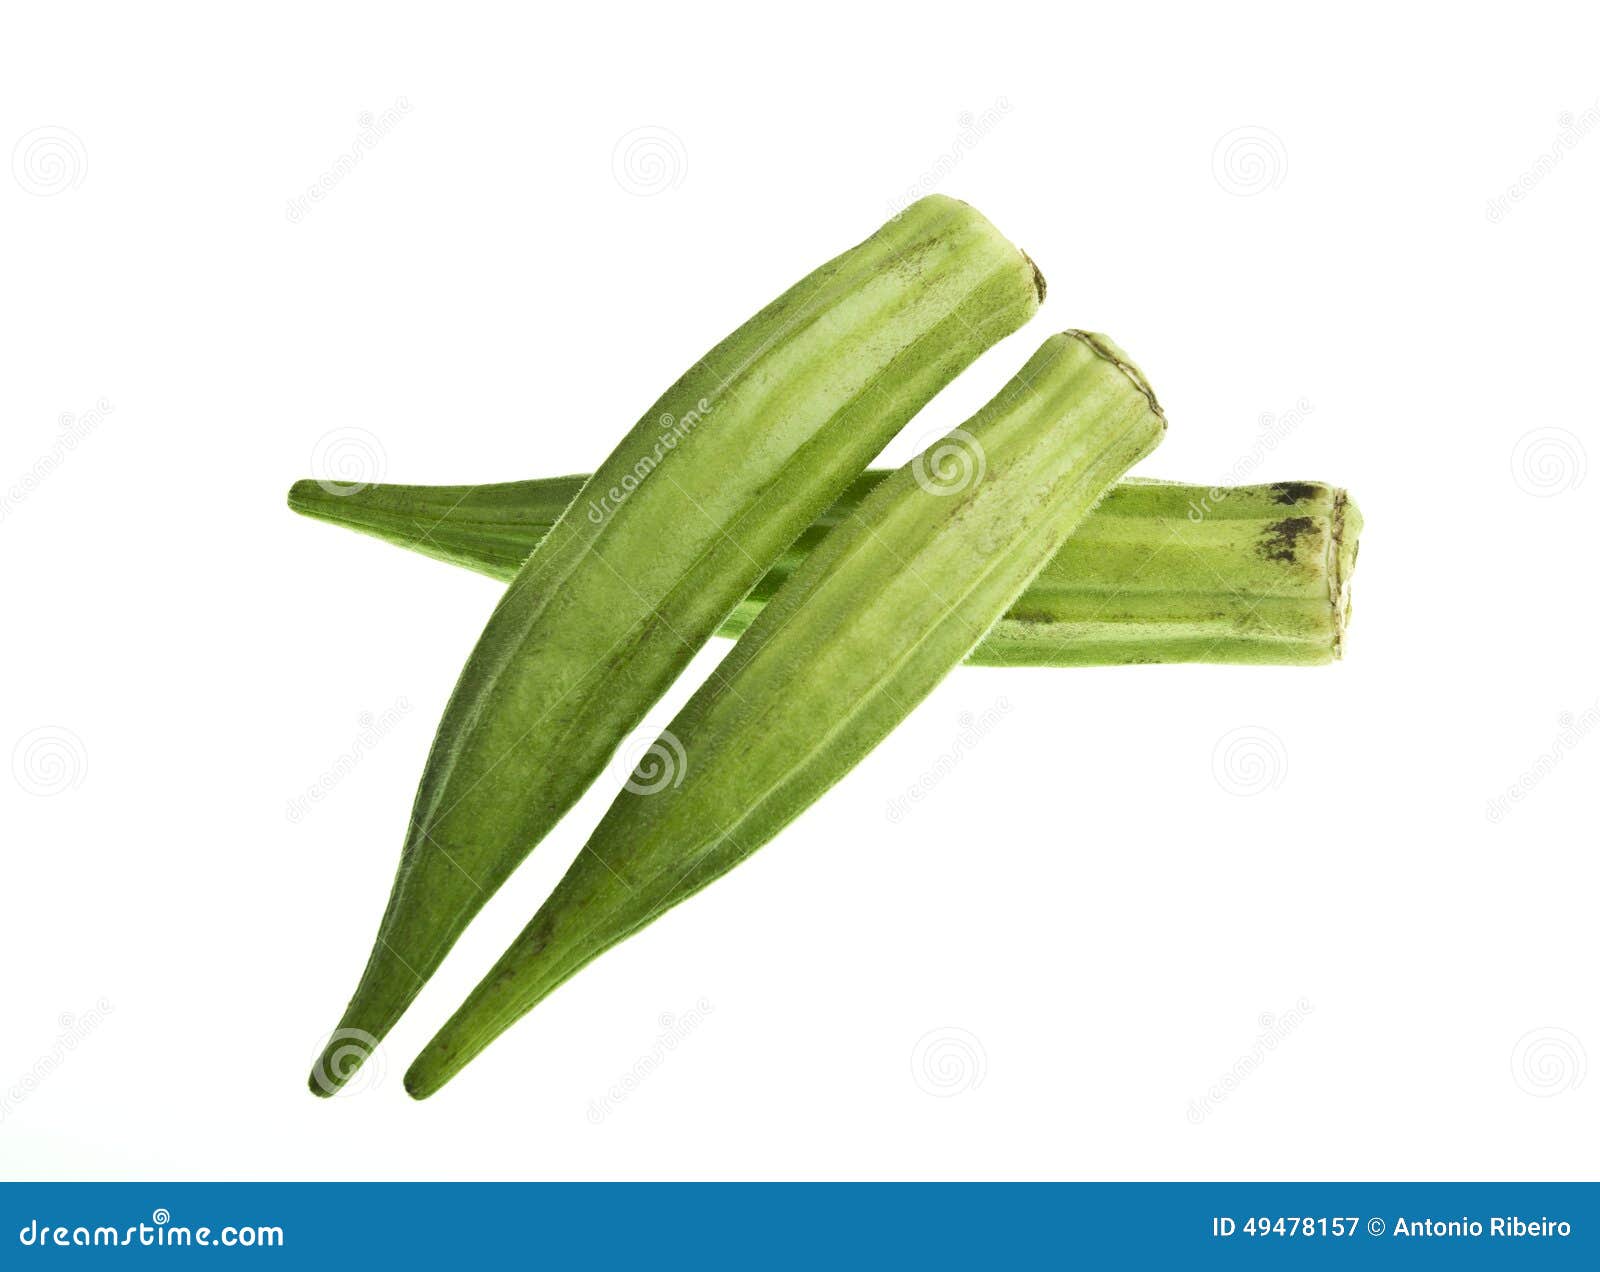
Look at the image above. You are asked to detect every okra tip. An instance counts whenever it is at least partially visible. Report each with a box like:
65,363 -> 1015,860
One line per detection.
306,1026 -> 385,1099
285,478 -> 314,510
402,1062 -> 436,1101
285,478 -> 341,521
402,1048 -> 457,1101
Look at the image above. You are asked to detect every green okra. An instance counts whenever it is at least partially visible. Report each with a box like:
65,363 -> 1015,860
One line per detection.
404,330 -> 1167,1097
309,195 -> 1045,1095
288,473 -> 1360,666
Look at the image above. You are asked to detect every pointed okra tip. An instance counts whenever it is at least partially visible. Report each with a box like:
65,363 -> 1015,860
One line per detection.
402,1067 -> 432,1101
287,476 -> 391,523
404,1008 -> 503,1099
306,1026 -> 383,1099
286,478 -> 314,510
402,1049 -> 450,1101
286,478 -> 343,521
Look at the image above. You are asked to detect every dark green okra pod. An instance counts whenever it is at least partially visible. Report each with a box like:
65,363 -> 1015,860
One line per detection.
405,330 -> 1167,1097
309,196 -> 1044,1094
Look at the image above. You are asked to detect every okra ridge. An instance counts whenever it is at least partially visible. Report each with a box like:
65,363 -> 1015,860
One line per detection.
1062,330 -> 1164,422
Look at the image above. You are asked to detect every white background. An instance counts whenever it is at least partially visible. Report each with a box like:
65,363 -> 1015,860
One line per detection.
2,1 -> 1594,1181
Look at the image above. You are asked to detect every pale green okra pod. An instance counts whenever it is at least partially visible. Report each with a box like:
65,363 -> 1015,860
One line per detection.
289,473 -> 1360,666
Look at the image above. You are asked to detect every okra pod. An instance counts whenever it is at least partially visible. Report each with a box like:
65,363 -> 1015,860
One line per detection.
309,196 -> 1044,1094
404,330 -> 1167,1097
289,474 -> 1360,666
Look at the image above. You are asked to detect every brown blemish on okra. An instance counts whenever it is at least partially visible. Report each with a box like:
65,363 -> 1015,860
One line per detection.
1270,481 -> 1321,505
1258,516 -> 1319,564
